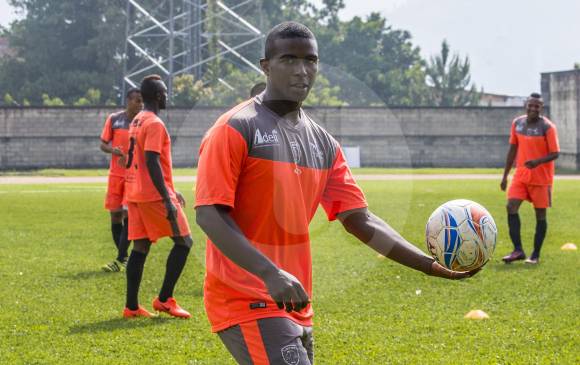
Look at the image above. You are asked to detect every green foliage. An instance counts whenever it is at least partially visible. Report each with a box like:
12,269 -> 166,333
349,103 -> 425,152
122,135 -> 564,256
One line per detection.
41,93 -> 65,106
1,0 -> 125,104
172,74 -> 213,107
3,93 -> 16,106
574,62 -> 580,70
73,88 -> 102,106
304,74 -> 346,106
0,178 -> 578,363
197,67 -> 264,107
0,0 -> 479,107
426,40 -> 480,106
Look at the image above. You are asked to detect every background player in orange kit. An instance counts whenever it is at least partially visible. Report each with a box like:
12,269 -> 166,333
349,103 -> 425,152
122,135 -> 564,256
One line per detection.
501,93 -> 560,264
195,22 -> 479,365
100,88 -> 142,272
123,75 -> 193,318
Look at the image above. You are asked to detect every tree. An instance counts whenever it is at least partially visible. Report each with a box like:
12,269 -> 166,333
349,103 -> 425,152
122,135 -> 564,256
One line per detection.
314,13 -> 429,106
42,93 -> 65,106
426,40 -> 479,106
0,0 -> 126,104
73,88 -> 102,106
172,74 -> 213,107
0,0 -> 479,107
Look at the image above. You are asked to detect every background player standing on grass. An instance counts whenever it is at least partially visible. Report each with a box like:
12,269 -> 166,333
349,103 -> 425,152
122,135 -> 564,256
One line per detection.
194,21 -> 479,365
501,93 -> 560,264
123,74 -> 193,318
99,88 -> 142,272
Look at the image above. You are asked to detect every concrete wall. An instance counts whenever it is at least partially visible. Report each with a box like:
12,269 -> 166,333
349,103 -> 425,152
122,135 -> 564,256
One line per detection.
542,69 -> 580,170
0,106 -> 526,169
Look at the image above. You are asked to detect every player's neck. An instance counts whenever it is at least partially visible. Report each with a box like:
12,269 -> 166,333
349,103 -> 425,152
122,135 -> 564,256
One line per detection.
527,115 -> 541,124
126,109 -> 139,121
261,98 -> 302,124
143,103 -> 160,115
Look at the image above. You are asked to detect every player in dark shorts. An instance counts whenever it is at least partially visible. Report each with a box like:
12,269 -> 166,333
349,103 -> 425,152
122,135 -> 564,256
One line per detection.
500,93 -> 560,264
123,75 -> 193,318
195,22 -> 479,364
100,88 -> 142,272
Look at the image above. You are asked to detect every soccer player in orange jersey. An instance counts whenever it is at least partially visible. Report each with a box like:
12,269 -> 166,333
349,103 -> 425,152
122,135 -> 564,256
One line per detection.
122,75 -> 193,318
500,93 -> 560,264
100,88 -> 142,272
195,22 -> 478,365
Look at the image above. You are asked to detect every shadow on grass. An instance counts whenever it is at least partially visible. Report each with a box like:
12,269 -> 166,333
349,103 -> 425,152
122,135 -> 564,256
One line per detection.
490,262 -> 539,272
58,270 -> 115,281
69,317 -> 172,334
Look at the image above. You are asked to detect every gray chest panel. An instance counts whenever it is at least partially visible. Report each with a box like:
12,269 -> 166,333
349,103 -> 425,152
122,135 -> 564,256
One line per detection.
514,116 -> 550,137
111,112 -> 131,130
228,103 -> 337,170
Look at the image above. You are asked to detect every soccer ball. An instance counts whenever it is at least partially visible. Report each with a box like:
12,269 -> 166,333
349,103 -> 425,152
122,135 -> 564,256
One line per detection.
425,199 -> 497,271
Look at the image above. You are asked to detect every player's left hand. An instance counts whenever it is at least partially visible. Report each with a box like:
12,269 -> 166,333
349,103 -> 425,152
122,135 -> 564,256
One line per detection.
112,147 -> 124,156
176,191 -> 186,207
524,159 -> 540,169
429,261 -> 481,280
118,154 -> 127,168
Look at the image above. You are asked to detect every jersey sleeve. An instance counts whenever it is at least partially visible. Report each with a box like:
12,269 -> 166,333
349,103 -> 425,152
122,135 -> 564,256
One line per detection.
195,123 -> 248,208
100,116 -> 113,143
509,121 -> 518,145
143,121 -> 167,154
320,147 -> 367,221
546,125 -> 560,153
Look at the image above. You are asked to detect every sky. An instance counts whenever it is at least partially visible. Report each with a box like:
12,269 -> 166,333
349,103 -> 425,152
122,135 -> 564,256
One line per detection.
1,0 -> 579,96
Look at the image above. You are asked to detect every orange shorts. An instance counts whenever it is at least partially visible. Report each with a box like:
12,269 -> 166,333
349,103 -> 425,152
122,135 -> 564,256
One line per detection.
105,175 -> 126,211
127,198 -> 191,242
508,179 -> 552,209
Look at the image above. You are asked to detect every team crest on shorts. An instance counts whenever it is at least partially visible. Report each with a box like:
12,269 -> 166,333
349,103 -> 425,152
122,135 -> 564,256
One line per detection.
281,344 -> 300,365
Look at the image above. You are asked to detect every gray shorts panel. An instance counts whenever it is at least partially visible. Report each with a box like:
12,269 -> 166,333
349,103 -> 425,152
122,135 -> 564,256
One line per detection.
218,317 -> 313,365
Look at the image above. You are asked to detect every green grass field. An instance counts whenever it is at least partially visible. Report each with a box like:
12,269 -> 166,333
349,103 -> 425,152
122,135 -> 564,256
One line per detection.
0,167 -> 506,177
1,178 -> 578,364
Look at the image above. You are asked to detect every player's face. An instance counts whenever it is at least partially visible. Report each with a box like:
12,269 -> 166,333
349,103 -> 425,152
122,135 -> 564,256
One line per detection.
261,38 -> 318,102
127,92 -> 143,114
526,98 -> 543,119
157,81 -> 168,110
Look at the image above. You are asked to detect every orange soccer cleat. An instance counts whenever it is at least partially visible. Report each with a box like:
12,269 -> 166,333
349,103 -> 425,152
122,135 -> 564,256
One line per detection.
123,305 -> 157,318
152,297 -> 191,319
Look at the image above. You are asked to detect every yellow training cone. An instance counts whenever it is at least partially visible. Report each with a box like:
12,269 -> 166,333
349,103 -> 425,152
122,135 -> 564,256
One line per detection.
464,310 -> 489,320
377,253 -> 385,259
561,243 -> 577,251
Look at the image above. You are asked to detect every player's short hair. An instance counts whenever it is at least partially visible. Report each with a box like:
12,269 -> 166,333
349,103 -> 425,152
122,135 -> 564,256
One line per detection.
250,82 -> 266,97
264,21 -> 315,59
140,74 -> 164,103
126,87 -> 140,99
528,92 -> 543,103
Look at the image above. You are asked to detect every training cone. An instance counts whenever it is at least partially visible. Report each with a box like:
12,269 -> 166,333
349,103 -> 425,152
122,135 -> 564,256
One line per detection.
377,253 -> 385,259
561,243 -> 577,251
464,310 -> 489,320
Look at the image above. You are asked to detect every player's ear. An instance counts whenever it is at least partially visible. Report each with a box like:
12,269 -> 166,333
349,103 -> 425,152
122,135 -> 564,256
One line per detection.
260,58 -> 270,76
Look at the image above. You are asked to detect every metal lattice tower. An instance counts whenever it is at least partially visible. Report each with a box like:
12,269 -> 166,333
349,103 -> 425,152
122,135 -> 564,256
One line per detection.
121,0 -> 264,102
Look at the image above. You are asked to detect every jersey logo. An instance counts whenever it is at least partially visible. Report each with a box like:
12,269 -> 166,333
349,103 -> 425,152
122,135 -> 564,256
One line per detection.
310,142 -> 324,162
254,128 -> 279,146
281,344 -> 300,365
290,141 -> 302,164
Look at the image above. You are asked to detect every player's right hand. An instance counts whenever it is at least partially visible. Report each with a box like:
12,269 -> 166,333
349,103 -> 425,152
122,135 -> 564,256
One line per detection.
263,268 -> 310,313
500,177 -> 508,191
430,261 -> 481,280
164,199 -> 178,221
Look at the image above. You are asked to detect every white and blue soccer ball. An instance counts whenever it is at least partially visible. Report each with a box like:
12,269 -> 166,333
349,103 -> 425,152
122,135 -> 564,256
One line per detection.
425,199 -> 497,271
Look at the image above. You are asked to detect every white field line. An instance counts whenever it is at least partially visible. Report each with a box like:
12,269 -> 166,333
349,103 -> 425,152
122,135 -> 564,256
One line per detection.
1,174 -> 580,185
